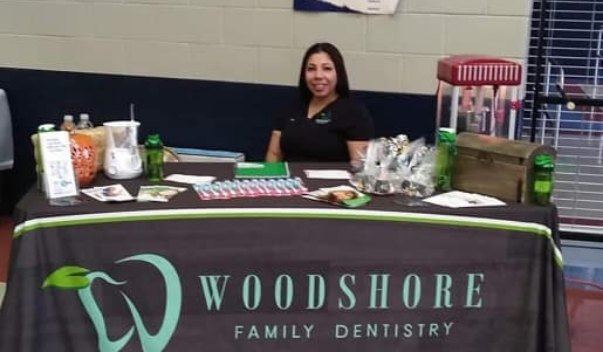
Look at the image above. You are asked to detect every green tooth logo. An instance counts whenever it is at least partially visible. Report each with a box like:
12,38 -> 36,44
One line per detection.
43,254 -> 182,352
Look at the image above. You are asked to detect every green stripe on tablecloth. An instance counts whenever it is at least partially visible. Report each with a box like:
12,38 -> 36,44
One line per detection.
13,208 -> 562,267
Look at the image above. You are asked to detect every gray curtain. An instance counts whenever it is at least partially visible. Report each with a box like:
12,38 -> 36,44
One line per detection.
0,89 -> 13,171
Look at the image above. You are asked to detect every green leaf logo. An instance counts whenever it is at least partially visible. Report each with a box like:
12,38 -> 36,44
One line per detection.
42,255 -> 182,351
42,265 -> 90,290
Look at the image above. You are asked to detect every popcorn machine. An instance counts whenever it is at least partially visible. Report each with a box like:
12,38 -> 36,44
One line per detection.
436,55 -> 522,139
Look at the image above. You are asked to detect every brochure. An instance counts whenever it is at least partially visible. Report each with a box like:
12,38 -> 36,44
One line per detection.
164,174 -> 215,185
81,184 -> 135,202
423,191 -> 506,208
137,185 -> 187,202
39,131 -> 79,199
234,162 -> 290,179
303,186 -> 371,208
304,169 -> 351,180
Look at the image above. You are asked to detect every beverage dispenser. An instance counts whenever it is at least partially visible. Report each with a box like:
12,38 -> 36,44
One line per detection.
103,120 -> 143,179
436,55 -> 522,139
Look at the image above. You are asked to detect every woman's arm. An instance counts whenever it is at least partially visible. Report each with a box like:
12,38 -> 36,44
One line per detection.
265,131 -> 284,162
347,140 -> 368,163
342,98 -> 373,164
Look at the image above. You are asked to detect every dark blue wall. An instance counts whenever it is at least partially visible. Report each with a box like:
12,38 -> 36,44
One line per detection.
0,68 -> 435,213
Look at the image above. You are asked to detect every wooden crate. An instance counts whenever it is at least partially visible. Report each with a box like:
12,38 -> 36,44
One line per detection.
452,133 -> 556,204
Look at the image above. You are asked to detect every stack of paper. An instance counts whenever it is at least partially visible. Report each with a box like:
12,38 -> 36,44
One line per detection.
423,191 -> 506,208
304,169 -> 350,180
164,174 -> 215,184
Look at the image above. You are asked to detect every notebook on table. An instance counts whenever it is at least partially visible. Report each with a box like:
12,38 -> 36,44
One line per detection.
234,162 -> 290,179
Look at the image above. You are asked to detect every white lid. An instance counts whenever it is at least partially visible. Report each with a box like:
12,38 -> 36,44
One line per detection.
439,127 -> 456,134
38,123 -> 55,131
63,114 -> 73,122
103,120 -> 140,127
79,113 -> 89,120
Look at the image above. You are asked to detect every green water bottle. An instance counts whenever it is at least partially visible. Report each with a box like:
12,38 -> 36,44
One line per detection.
144,134 -> 164,183
435,128 -> 456,191
533,154 -> 554,205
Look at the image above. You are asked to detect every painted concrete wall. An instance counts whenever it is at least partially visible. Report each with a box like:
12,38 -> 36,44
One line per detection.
0,0 -> 530,94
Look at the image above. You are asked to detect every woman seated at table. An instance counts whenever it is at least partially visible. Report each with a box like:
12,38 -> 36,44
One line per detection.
265,42 -> 374,163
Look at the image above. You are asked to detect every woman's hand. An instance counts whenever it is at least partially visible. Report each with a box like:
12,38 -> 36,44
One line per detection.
347,140 -> 368,164
265,131 -> 284,162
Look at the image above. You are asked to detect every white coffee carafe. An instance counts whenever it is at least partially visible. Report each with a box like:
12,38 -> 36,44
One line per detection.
103,121 -> 143,179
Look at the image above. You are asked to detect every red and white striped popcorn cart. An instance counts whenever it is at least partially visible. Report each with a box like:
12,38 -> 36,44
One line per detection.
436,55 -> 522,139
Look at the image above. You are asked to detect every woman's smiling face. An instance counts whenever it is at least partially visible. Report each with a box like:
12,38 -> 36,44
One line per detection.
304,52 -> 338,100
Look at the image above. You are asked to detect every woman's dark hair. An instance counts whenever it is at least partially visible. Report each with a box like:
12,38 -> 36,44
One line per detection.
298,42 -> 350,103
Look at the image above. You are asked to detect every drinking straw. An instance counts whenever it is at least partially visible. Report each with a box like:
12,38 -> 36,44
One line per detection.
130,103 -> 135,122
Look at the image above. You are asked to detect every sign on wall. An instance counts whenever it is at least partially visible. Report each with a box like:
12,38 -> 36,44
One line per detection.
294,0 -> 399,14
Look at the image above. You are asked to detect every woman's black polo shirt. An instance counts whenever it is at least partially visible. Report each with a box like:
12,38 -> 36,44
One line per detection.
274,97 -> 374,162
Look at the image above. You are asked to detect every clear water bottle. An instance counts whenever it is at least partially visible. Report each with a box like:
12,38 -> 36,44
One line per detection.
533,154 -> 554,205
60,115 -> 75,133
76,113 -> 94,130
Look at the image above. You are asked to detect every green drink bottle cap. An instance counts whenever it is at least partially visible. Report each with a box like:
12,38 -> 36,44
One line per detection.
439,127 -> 456,134
534,155 -> 554,173
534,154 -> 554,167
438,128 -> 456,143
145,134 -> 163,148
38,123 -> 55,132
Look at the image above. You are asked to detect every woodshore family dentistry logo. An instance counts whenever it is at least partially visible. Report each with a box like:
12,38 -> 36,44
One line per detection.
42,252 -> 489,351
42,254 -> 182,352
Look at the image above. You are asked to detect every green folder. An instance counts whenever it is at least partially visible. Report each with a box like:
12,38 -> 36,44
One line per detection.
234,162 -> 290,179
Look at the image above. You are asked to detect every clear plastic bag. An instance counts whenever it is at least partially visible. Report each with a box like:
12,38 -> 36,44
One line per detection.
351,134 -> 436,197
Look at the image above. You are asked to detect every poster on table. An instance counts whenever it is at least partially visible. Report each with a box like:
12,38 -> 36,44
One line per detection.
38,131 -> 78,199
294,0 -> 399,14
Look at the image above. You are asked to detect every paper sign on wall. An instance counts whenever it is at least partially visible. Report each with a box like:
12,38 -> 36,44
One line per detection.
39,131 -> 78,199
294,0 -> 399,14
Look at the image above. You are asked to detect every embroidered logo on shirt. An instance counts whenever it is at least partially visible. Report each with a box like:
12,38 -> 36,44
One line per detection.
314,111 -> 332,125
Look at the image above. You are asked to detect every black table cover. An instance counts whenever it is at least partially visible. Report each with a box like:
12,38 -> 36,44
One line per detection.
0,163 -> 570,352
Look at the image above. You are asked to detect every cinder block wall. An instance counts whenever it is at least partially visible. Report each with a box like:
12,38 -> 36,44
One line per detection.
0,0 -> 530,95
